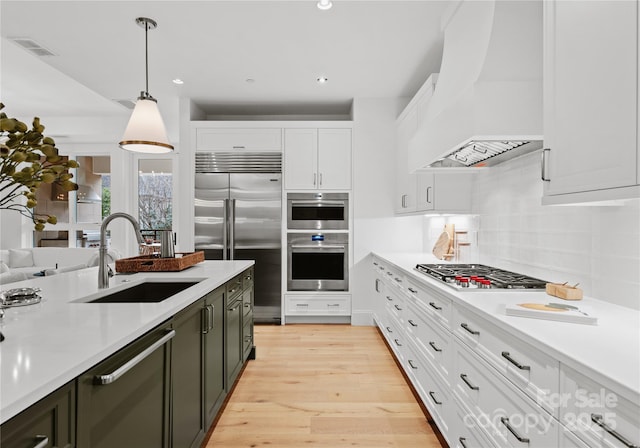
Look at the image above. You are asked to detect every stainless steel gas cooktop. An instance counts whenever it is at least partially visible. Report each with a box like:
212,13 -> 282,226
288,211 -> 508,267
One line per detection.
415,264 -> 548,291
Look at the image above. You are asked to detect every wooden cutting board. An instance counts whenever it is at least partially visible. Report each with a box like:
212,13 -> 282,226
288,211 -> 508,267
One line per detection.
432,231 -> 450,260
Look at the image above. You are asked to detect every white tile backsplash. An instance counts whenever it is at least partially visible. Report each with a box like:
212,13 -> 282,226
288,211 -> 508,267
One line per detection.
468,151 -> 639,309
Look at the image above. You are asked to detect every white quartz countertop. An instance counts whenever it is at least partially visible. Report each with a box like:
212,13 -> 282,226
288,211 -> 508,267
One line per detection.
373,252 -> 640,402
0,260 -> 253,423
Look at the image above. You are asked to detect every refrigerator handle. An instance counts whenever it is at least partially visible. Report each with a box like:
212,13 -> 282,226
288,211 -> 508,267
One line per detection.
229,198 -> 236,260
223,198 -> 229,260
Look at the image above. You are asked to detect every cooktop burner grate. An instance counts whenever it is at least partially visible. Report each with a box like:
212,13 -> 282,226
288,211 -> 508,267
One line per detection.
415,264 -> 547,290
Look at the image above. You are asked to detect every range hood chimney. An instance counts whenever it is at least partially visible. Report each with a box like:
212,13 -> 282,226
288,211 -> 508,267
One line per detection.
409,0 -> 543,169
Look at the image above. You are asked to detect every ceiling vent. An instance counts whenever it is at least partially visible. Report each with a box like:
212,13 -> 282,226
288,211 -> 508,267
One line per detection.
10,37 -> 56,56
114,99 -> 137,110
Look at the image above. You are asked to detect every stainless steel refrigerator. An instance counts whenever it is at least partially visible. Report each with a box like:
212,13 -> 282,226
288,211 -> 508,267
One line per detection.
194,152 -> 282,323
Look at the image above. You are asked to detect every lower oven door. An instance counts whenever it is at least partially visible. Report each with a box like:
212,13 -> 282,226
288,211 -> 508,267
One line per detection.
287,233 -> 348,291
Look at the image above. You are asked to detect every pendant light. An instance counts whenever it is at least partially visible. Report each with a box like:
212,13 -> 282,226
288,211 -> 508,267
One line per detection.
119,17 -> 174,153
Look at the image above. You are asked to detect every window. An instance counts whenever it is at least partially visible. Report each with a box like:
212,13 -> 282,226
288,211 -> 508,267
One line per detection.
138,159 -> 173,240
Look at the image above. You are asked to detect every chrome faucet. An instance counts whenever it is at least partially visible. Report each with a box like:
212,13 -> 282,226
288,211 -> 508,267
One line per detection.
99,212 -> 145,289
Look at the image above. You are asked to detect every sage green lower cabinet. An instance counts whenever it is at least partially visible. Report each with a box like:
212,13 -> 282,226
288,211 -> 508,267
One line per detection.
76,324 -> 173,448
0,380 -> 75,448
225,293 -> 243,389
204,287 -> 225,427
1,267 -> 255,448
171,298 -> 206,448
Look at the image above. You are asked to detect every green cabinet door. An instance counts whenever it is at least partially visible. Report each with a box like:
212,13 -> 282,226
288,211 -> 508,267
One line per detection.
171,298 -> 206,448
0,381 -> 75,448
204,286 -> 225,426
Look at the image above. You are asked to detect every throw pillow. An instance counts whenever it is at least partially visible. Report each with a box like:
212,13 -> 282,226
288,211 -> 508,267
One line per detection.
8,249 -> 34,268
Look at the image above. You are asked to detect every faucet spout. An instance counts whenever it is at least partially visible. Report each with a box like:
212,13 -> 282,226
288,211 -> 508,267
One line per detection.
98,212 -> 145,289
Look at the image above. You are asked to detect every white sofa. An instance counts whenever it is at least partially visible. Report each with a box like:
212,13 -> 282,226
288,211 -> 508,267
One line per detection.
0,247 -> 120,286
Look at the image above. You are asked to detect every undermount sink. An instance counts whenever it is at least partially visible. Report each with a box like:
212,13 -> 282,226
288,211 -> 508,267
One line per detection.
83,281 -> 200,304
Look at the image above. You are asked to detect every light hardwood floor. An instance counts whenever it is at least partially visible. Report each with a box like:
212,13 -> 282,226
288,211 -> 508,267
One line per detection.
204,324 -> 445,447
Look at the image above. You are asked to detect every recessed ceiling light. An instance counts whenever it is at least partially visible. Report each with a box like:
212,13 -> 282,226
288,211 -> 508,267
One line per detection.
172,78 -> 184,85
245,78 -> 255,83
317,0 -> 332,10
317,76 -> 328,84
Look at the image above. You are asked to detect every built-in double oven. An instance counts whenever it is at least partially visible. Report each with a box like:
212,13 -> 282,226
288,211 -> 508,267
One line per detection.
286,192 -> 349,292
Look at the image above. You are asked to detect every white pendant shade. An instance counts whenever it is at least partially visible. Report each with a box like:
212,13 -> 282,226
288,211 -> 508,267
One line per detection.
119,98 -> 174,153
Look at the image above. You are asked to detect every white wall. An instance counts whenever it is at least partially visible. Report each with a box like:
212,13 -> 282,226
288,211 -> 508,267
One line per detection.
350,98 -> 425,325
421,151 -> 640,310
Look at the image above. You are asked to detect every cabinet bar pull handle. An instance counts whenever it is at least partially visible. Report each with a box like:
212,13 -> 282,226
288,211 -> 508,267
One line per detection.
209,305 -> 215,331
541,148 -> 551,181
408,287 -> 417,293
387,272 -> 393,276
296,303 -> 309,307
394,339 -> 402,347
460,374 -> 479,391
373,262 -> 379,266
408,319 -> 418,327
386,326 -> 393,333
327,303 -> 340,307
591,414 -> 639,448
429,341 -> 442,352
394,304 -> 402,311
394,277 -> 402,283
232,145 -> 246,149
202,307 -> 210,334
429,301 -> 442,311
96,329 -> 175,385
408,359 -> 418,369
386,296 -> 392,301
33,435 -> 49,448
319,173 -> 323,186
379,266 -> 385,270
426,186 -> 432,204
459,437 -> 468,448
313,173 -> 317,185
460,323 -> 480,335
502,351 -> 530,370
428,391 -> 442,405
500,417 -> 530,444
375,279 -> 380,292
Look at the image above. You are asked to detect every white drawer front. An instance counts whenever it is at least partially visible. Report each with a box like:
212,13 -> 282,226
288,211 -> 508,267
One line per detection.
405,341 -> 452,443
405,298 -> 452,388
196,128 -> 282,151
453,399 -> 496,448
384,289 -> 405,325
453,340 -> 559,448
454,304 -> 560,416
560,365 -> 640,448
285,295 -> 350,316
406,278 -> 453,331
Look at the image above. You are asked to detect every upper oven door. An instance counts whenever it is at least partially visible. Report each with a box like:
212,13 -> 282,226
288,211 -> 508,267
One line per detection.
287,192 -> 348,230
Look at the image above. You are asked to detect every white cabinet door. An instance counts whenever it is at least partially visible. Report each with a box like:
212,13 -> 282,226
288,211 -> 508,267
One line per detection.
543,0 -> 638,198
284,128 -> 351,190
415,172 -> 435,212
396,107 -> 418,213
284,129 -> 318,190
318,129 -> 352,190
196,128 -> 282,151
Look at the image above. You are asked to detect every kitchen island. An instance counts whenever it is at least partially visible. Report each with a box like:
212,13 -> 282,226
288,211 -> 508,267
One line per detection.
0,259 -> 253,426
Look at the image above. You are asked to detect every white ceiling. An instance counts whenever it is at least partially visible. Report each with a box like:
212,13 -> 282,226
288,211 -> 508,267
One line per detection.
0,0 -> 449,144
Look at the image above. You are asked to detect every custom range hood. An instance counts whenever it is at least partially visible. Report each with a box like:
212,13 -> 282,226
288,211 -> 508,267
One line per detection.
409,0 -> 543,169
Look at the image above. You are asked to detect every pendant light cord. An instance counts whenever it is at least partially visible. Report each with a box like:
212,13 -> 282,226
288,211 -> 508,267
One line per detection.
144,20 -> 149,97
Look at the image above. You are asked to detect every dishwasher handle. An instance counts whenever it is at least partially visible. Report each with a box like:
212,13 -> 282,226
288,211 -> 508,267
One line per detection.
95,329 -> 175,385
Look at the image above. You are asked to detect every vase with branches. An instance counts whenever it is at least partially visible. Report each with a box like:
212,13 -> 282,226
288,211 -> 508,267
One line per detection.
0,103 -> 79,230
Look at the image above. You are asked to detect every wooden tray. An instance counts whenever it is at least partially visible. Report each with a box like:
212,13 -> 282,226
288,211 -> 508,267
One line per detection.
115,251 -> 205,273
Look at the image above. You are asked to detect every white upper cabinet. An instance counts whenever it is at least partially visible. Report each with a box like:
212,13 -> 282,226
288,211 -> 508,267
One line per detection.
416,173 -> 473,214
542,0 -> 639,203
196,128 -> 282,152
284,128 -> 351,190
395,106 -> 418,213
